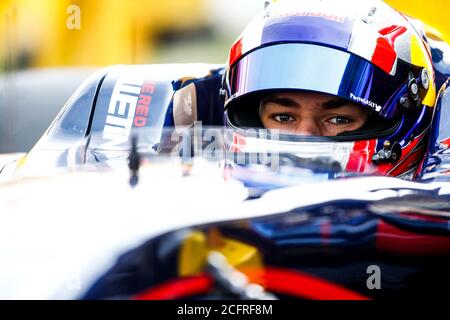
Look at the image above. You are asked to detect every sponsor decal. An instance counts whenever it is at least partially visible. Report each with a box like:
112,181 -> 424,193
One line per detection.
276,11 -> 348,23
101,77 -> 156,148
134,82 -> 156,128
350,93 -> 382,112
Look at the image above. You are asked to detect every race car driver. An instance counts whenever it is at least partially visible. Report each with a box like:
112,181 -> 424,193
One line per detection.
217,0 -> 440,178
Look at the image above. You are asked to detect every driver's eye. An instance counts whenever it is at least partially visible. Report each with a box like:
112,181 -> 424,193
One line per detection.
327,116 -> 353,125
273,114 -> 295,123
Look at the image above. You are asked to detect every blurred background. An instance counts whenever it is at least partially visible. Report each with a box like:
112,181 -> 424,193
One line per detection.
0,0 -> 449,153
1,0 -> 449,70
0,0 -> 263,70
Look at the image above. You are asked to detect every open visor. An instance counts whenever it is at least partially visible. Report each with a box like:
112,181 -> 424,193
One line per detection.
225,43 -> 422,119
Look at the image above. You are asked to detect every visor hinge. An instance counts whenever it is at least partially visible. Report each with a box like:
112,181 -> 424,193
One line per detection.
399,76 -> 422,112
372,141 -> 402,164
402,71 -> 427,111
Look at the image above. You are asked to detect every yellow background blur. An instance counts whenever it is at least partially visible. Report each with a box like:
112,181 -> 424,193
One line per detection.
386,0 -> 450,41
0,0 -> 209,70
0,0 -> 450,70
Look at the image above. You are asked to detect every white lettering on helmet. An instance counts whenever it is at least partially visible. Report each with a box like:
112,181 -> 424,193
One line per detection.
350,93 -> 382,112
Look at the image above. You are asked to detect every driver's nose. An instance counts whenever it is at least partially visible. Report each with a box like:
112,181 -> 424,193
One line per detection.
293,119 -> 322,136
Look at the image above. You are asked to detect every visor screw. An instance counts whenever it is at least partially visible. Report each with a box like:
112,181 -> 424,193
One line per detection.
383,140 -> 391,150
264,1 -> 272,18
408,79 -> 420,103
362,7 -> 377,23
391,152 -> 398,161
368,7 -> 377,16
410,81 -> 419,96
420,69 -> 430,90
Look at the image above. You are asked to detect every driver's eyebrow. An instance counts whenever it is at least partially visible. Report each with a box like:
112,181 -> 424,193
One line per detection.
322,98 -> 352,109
262,96 -> 352,109
262,96 -> 299,108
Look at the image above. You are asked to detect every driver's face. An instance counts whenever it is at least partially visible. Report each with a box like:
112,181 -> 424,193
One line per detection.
260,92 -> 369,136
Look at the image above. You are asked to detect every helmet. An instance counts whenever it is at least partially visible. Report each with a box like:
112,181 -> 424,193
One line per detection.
221,0 -> 437,179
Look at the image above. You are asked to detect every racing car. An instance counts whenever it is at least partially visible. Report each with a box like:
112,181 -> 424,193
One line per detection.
1,1 -> 450,300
